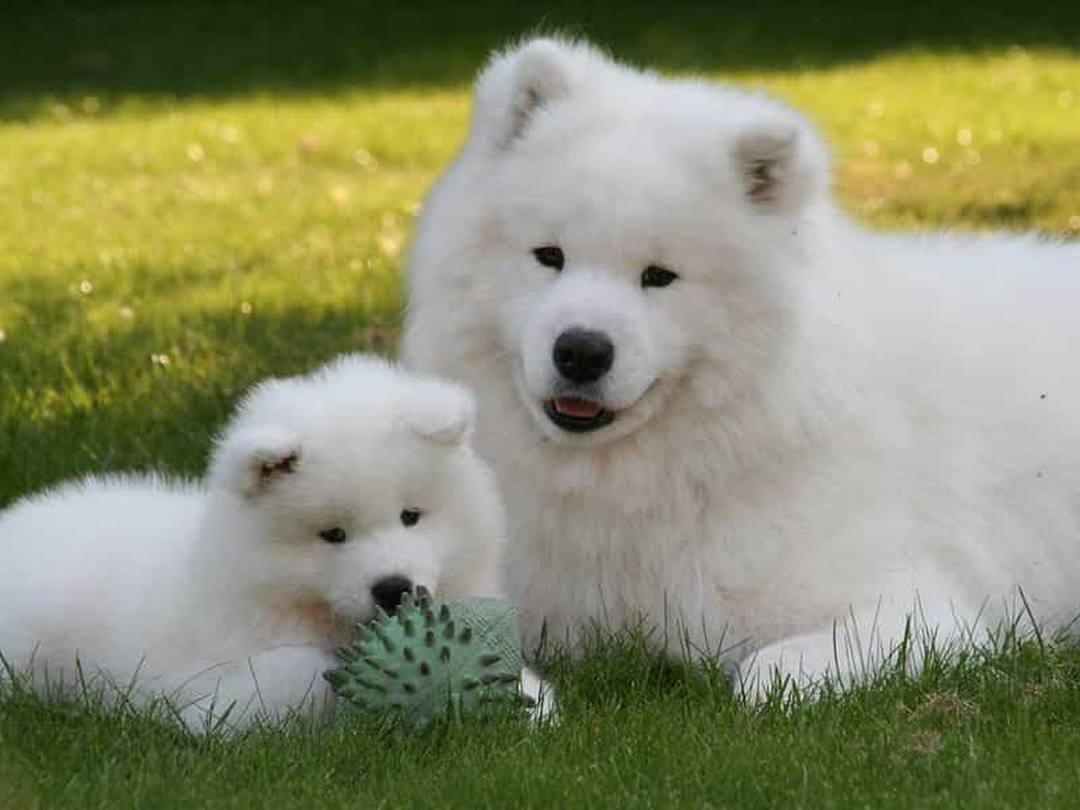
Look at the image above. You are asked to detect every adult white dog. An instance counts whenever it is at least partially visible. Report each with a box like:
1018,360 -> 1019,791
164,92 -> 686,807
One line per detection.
0,355 -> 543,729
403,37 -> 1080,698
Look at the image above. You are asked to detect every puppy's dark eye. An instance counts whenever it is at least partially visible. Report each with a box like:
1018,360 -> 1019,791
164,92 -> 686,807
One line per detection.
641,265 -> 679,289
319,527 -> 347,544
400,508 -> 422,527
532,245 -> 564,270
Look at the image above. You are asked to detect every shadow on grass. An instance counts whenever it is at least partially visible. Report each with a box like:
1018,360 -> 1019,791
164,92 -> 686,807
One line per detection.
2,0 -> 1079,118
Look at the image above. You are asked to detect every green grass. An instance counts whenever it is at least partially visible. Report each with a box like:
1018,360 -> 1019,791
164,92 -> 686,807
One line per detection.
1,1 -> 1079,806
5,633 -> 1080,808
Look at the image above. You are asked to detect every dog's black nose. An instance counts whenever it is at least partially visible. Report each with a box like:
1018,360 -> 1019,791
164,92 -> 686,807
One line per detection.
370,575 -> 413,614
552,328 -> 614,383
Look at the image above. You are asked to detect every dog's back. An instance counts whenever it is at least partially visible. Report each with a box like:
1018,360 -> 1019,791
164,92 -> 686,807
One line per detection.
0,476 -> 201,683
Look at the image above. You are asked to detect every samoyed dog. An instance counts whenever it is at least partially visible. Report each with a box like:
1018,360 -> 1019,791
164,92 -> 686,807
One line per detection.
0,355 -> 544,730
403,37 -> 1080,698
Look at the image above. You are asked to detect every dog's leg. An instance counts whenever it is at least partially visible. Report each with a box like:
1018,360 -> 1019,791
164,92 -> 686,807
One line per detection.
736,597 -> 985,704
520,666 -> 559,723
174,646 -> 336,734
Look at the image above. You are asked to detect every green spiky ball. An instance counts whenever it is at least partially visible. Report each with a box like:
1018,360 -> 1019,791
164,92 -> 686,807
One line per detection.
324,588 -> 533,728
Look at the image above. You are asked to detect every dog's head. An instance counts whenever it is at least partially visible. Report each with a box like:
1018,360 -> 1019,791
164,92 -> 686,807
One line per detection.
207,355 -> 503,623
411,38 -> 831,447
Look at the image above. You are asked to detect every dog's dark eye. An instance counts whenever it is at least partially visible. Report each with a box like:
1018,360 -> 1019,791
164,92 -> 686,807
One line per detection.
319,527 -> 347,544
641,265 -> 679,289
400,508 -> 422,527
532,245 -> 564,271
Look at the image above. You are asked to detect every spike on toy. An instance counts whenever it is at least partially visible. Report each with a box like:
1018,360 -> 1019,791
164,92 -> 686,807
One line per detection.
324,593 -> 534,728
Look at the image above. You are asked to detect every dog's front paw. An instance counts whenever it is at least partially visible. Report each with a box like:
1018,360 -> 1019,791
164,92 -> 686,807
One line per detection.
736,633 -> 841,706
520,667 -> 559,724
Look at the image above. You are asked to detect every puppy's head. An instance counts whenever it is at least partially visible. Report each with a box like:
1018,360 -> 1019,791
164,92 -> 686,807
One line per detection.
208,355 -> 502,623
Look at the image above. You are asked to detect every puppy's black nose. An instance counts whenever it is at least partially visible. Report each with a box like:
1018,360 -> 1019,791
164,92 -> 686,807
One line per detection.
552,328 -> 614,384
370,575 -> 413,614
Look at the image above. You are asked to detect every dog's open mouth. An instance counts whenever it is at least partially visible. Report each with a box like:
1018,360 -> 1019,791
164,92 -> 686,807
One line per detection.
543,396 -> 616,433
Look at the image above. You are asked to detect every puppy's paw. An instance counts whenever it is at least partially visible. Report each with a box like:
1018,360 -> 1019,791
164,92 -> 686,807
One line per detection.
520,666 -> 559,724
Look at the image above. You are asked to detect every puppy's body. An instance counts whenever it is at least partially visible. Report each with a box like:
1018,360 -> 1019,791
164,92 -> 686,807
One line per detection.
0,356 -> 513,728
404,39 -> 1080,695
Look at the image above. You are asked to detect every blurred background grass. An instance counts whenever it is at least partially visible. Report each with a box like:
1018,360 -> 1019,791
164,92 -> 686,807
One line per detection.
3,0 -> 1079,103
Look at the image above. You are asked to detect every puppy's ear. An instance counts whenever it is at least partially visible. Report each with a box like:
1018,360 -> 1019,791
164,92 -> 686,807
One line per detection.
402,382 -> 476,447
732,115 -> 828,213
209,425 -> 302,498
472,37 -> 585,151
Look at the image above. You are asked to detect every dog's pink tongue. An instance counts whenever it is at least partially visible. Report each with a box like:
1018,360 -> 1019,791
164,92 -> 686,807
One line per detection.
554,397 -> 604,419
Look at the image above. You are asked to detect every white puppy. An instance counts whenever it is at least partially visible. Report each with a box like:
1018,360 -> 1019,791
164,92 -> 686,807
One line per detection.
0,355 -> 542,729
404,37 -> 1080,699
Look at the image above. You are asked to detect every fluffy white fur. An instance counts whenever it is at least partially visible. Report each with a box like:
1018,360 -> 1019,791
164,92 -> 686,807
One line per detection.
0,355 -> 530,729
403,37 -> 1080,698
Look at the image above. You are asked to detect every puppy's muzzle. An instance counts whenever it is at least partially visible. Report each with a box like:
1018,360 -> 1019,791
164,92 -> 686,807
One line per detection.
370,575 -> 414,615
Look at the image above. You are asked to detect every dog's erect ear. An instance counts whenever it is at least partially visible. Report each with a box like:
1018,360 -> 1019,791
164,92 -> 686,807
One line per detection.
402,382 -> 476,447
472,37 -> 585,151
209,425 -> 302,498
731,115 -> 828,213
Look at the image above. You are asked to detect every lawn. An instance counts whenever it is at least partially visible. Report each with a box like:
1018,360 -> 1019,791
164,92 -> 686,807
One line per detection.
1,1 -> 1079,806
